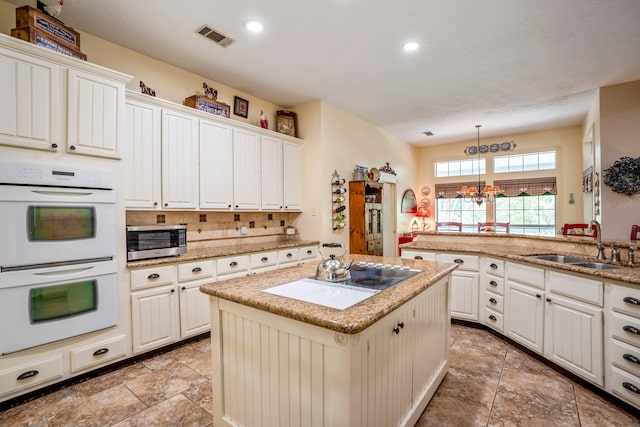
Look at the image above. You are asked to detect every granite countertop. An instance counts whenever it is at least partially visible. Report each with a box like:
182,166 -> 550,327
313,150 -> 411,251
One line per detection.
200,254 -> 458,335
127,239 -> 320,269
401,235 -> 640,286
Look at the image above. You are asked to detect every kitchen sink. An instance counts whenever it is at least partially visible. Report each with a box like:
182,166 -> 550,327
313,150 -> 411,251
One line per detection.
526,254 -> 624,270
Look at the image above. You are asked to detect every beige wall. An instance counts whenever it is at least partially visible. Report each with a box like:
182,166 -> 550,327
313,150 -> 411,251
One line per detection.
417,126 -> 584,230
599,80 -> 640,241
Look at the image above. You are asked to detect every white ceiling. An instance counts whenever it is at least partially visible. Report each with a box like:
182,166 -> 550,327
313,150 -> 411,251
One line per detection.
12,0 -> 640,145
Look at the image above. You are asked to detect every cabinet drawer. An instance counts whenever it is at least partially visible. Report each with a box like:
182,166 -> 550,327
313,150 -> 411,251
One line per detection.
608,284 -> 640,318
610,338 -> 640,378
547,270 -> 602,306
610,311 -> 640,348
506,262 -> 544,289
217,255 -> 250,276
0,355 -> 63,397
485,307 -> 504,332
437,253 -> 479,271
486,274 -> 504,295
401,250 -> 436,261
485,291 -> 504,313
610,365 -> 640,408
70,335 -> 127,373
130,265 -> 176,291
250,251 -> 277,269
485,257 -> 504,277
299,246 -> 319,261
178,260 -> 215,283
278,248 -> 300,265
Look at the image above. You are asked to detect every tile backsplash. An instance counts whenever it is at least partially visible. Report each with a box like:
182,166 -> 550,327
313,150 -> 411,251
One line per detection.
126,211 -> 301,247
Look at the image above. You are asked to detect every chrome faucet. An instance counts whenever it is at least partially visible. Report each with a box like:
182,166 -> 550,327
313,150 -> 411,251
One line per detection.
589,220 -> 606,260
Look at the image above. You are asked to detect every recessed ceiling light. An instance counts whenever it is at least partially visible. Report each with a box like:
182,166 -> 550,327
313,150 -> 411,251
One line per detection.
403,42 -> 420,52
245,20 -> 264,33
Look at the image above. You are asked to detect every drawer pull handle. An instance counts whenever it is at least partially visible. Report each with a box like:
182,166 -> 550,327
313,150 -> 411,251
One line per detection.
286,253 -> 293,258
623,353 -> 640,365
489,298 -> 497,304
414,256 -> 423,260
490,263 -> 498,269
306,250 -> 313,255
489,280 -> 497,287
93,348 -> 109,356
230,261 -> 238,267
488,315 -> 497,321
261,257 -> 269,262
454,258 -> 464,264
623,297 -> 640,306
623,325 -> 640,335
623,382 -> 640,394
192,267 -> 202,273
147,273 -> 160,280
17,370 -> 39,381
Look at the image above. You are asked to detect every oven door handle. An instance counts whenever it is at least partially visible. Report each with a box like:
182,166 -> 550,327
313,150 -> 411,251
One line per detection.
31,190 -> 95,197
33,267 -> 94,276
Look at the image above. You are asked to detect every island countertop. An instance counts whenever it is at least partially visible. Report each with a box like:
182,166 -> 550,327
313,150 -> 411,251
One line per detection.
200,254 -> 457,334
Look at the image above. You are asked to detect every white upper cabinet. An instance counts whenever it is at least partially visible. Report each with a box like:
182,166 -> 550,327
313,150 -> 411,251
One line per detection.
123,98 -> 161,208
261,135 -> 283,210
0,47 -> 61,151
283,140 -> 302,210
67,69 -> 125,158
161,108 -> 199,209
200,119 -> 234,209
232,128 -> 261,210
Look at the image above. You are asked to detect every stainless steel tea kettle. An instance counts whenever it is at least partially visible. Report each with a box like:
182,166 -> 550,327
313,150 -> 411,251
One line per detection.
315,243 -> 354,282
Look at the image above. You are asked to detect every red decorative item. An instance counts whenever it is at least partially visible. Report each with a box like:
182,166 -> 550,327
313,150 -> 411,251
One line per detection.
260,110 -> 268,129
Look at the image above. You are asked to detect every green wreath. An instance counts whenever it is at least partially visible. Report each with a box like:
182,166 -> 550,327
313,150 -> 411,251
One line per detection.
603,157 -> 640,196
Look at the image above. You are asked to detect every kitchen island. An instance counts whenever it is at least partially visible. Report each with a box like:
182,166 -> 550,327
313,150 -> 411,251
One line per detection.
200,254 -> 457,427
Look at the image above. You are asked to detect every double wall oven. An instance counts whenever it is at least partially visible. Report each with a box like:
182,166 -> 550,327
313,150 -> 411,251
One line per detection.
0,161 -> 118,354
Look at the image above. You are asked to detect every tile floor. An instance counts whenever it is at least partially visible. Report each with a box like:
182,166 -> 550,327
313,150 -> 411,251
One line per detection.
1,324 -> 639,426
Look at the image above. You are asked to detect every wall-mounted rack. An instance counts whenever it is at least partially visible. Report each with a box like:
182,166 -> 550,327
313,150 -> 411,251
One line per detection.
331,170 -> 347,230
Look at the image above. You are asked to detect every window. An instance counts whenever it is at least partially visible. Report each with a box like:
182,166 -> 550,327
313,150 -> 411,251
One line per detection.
495,195 -> 556,235
494,151 -> 556,173
493,177 -> 557,235
435,159 -> 485,178
434,181 -> 486,231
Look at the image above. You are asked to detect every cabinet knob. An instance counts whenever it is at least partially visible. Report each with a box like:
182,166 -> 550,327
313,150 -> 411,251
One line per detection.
286,253 -> 293,258
536,294 -> 542,299
392,326 -> 401,334
228,205 -> 232,208
306,250 -> 313,255
154,202 -> 158,206
147,273 -> 160,280
51,143 -> 58,149
17,370 -> 39,380
489,263 -> 498,269
230,261 -> 238,267
623,297 -> 640,306
623,325 -> 640,335
623,353 -> 640,365
69,145 -> 76,150
546,297 -> 552,302
623,382 -> 640,394
488,315 -> 497,321
398,322 -> 405,329
93,348 -> 109,356
164,203 -> 168,207
489,280 -> 497,287
489,298 -> 497,304
192,267 -> 202,273
454,258 -> 464,264
181,286 -> 186,291
261,257 -> 269,262
171,288 -> 175,293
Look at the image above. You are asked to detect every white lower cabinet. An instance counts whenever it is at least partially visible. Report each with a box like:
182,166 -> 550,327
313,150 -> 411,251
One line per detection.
178,260 -> 216,338
505,262 -> 545,354
437,253 -> 479,321
131,284 -> 180,354
483,257 -> 505,332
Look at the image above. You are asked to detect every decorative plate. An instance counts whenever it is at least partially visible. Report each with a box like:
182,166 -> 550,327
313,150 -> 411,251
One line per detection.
501,141 -> 512,151
490,143 -> 500,152
420,186 -> 431,197
479,145 -> 489,154
467,145 -> 478,155
421,198 -> 431,207
603,156 -> 640,196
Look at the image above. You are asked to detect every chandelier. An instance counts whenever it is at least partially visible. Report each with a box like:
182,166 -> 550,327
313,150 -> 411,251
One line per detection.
458,125 -> 500,206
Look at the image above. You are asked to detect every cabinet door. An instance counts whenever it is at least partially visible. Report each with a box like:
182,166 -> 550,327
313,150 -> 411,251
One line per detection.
67,68 -> 125,158
450,270 -> 479,321
544,294 -> 603,386
123,99 -> 161,208
179,282 -> 211,338
261,135 -> 283,210
0,48 -> 61,151
200,119 -> 233,209
283,140 -> 302,210
131,285 -> 180,353
161,108 -> 199,209
233,128 -> 261,210
505,281 -> 544,353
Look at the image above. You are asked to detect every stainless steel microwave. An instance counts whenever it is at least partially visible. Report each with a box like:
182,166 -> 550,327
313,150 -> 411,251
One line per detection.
126,225 -> 187,261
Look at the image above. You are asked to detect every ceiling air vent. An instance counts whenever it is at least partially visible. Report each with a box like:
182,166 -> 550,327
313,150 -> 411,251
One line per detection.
197,25 -> 235,48
423,131 -> 434,136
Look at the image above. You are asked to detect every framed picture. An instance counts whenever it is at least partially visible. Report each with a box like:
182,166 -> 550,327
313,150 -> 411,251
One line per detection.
276,110 -> 298,137
234,96 -> 249,118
